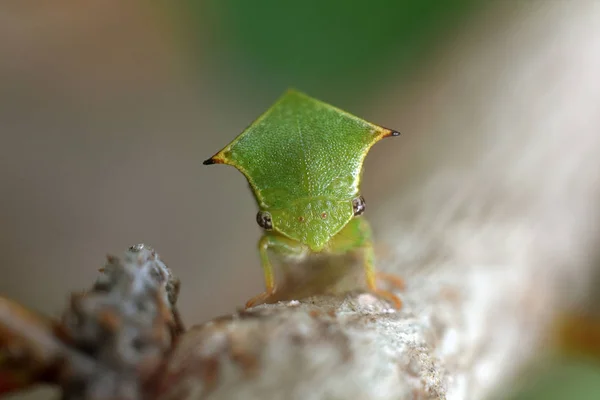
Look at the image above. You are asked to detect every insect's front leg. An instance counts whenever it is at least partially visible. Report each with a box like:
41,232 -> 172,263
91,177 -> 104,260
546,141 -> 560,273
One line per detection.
329,218 -> 404,309
362,240 -> 403,309
245,232 -> 306,308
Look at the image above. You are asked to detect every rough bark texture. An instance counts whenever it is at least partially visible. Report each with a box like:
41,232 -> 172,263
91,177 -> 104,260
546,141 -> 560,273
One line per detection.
155,293 -> 446,400
0,245 -> 182,400
151,255 -> 559,400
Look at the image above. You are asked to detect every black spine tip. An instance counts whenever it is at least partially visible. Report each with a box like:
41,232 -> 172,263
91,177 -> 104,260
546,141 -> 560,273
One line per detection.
203,158 -> 215,165
391,130 -> 401,137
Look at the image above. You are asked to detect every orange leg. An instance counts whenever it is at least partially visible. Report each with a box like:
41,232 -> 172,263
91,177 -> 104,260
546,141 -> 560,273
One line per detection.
245,290 -> 274,309
376,271 -> 406,291
364,244 -> 403,309
329,218 -> 404,309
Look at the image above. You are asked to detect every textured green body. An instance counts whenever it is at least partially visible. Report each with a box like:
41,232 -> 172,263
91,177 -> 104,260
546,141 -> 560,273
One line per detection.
205,90 -> 396,251
204,89 -> 401,307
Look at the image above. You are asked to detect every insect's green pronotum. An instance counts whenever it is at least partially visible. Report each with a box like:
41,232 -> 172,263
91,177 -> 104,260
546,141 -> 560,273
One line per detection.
204,89 -> 403,308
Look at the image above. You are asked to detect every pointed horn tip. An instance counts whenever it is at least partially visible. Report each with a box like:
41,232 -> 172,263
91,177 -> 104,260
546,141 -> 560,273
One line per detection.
381,129 -> 401,138
203,156 -> 226,165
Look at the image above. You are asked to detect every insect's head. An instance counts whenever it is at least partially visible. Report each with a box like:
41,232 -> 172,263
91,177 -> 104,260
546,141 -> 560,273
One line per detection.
254,196 -> 366,251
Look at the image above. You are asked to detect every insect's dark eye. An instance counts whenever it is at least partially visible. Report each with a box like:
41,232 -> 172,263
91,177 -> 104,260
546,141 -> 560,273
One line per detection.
352,196 -> 366,216
256,211 -> 273,230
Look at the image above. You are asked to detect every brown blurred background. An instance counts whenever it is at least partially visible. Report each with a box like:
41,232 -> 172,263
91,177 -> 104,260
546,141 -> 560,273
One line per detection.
2,1 -> 600,398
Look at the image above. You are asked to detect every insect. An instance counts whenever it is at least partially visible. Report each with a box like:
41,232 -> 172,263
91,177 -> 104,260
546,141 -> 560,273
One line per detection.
204,89 -> 403,308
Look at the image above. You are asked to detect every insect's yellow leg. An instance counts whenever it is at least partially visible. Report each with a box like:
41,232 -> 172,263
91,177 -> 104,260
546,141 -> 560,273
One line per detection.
362,242 -> 403,309
245,233 -> 305,309
331,218 -> 403,309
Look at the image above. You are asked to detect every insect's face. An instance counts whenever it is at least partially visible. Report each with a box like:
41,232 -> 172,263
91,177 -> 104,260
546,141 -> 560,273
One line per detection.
256,197 -> 366,252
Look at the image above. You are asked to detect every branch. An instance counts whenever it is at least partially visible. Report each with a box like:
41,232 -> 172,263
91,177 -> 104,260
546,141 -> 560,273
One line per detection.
153,292 -> 447,400
1,241 -> 598,400
0,244 -> 182,399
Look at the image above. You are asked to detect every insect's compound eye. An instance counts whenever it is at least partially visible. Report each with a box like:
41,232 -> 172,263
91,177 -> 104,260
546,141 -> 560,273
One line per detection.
352,196 -> 366,217
256,210 -> 273,230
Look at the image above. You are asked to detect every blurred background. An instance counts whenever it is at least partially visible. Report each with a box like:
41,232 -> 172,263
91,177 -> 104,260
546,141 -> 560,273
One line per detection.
1,1 -> 600,399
